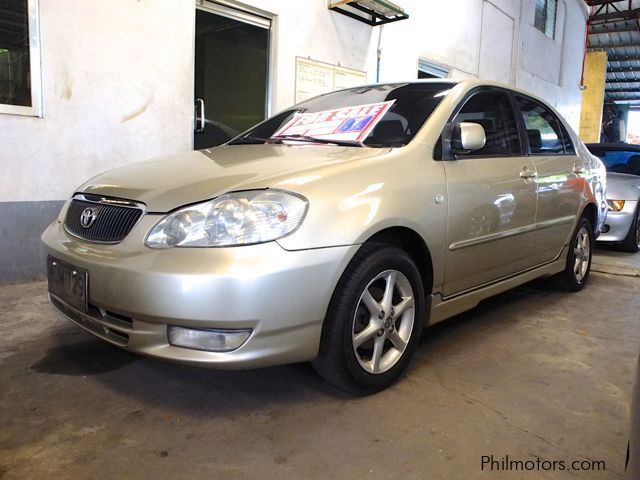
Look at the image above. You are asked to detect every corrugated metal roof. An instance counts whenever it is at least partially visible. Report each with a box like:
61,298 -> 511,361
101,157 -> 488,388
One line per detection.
586,0 -> 640,104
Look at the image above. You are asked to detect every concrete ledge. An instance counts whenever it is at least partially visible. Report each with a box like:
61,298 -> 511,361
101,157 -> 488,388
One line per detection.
592,247 -> 640,277
0,200 -> 65,284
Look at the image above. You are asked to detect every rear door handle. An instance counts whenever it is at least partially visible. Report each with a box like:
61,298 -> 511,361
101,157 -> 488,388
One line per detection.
519,167 -> 538,179
572,164 -> 586,175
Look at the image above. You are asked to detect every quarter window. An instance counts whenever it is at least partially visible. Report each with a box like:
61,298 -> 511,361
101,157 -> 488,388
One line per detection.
516,96 -> 567,155
452,91 -> 521,157
0,0 -> 42,116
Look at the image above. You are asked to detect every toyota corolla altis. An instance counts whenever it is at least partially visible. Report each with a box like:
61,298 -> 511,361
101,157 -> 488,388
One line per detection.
42,80 -> 607,394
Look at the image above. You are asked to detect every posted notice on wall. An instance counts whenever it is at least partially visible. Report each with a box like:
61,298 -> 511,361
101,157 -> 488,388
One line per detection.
272,100 -> 396,143
295,57 -> 367,103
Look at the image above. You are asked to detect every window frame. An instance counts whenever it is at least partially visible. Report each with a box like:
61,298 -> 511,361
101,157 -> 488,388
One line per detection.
438,86 -> 526,161
513,93 -> 576,157
1,0 -> 43,117
534,0 -> 557,39
417,58 -> 449,79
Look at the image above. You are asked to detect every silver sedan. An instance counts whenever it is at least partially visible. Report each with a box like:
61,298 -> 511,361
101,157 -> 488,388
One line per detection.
42,80 -> 606,394
586,143 -> 640,252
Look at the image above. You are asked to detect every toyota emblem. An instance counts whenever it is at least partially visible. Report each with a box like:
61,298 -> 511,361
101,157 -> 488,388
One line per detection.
80,207 -> 97,228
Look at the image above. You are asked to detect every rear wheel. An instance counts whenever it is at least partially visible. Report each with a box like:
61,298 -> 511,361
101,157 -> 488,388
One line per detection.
618,205 -> 640,253
312,243 -> 425,395
556,216 -> 594,291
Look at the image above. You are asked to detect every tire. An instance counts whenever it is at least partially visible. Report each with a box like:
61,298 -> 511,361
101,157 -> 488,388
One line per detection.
556,216 -> 594,292
312,243 -> 426,395
618,205 -> 640,253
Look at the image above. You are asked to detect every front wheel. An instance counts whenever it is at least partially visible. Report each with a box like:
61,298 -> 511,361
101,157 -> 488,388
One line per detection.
556,216 -> 594,292
312,243 -> 425,395
618,205 -> 640,253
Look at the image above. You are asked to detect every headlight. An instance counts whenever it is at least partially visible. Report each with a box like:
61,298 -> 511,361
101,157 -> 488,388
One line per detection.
606,199 -> 625,212
145,190 -> 308,248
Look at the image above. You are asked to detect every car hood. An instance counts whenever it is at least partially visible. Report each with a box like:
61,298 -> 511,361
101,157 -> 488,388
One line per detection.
606,172 -> 640,200
77,144 -> 390,212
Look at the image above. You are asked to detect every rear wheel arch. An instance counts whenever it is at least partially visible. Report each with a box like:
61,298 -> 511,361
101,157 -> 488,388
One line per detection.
581,202 -> 598,235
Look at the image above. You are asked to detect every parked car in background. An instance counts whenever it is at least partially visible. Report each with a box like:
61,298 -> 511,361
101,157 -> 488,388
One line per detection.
42,80 -> 606,394
586,143 -> 640,252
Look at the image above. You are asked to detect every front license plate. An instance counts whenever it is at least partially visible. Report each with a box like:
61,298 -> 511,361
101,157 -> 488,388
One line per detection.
47,256 -> 88,313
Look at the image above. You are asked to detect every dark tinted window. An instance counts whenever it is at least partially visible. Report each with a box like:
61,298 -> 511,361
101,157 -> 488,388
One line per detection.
452,91 -> 521,156
516,96 -> 567,155
0,0 -> 31,106
231,83 -> 454,148
588,148 -> 640,176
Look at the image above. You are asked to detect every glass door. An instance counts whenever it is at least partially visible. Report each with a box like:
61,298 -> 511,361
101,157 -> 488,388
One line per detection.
194,3 -> 271,149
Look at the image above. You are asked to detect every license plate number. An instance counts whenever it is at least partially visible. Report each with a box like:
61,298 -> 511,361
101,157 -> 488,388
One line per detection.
47,256 -> 88,313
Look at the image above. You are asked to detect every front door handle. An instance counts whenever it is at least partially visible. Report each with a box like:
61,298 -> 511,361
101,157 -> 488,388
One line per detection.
195,98 -> 205,133
572,164 -> 586,175
519,167 -> 538,180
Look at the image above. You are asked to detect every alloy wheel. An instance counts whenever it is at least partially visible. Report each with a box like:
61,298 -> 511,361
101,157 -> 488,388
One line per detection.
351,270 -> 415,374
573,226 -> 591,282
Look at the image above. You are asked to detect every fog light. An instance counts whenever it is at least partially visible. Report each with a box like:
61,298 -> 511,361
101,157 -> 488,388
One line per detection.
168,326 -> 251,352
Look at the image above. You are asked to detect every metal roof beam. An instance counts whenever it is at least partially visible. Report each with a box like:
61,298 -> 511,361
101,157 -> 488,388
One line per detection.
608,66 -> 640,72
606,77 -> 640,82
608,54 -> 640,61
589,26 -> 640,34
589,7 -> 640,23
606,88 -> 640,92
587,0 -> 627,5
588,41 -> 640,49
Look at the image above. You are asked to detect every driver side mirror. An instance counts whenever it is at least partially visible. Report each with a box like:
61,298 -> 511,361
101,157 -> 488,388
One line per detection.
441,122 -> 486,159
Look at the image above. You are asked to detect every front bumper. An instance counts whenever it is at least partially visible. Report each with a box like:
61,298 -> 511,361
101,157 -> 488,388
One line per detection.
598,200 -> 638,243
41,215 -> 358,369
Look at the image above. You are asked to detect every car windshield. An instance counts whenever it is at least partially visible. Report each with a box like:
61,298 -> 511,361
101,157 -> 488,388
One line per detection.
228,82 -> 454,148
589,148 -> 640,176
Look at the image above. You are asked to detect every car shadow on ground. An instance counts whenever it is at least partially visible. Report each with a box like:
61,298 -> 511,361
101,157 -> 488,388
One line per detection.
28,277 -> 557,413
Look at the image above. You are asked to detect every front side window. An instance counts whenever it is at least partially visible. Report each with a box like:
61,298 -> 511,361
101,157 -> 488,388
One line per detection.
452,91 -> 521,157
516,96 -> 565,155
231,82 -> 454,148
534,0 -> 557,38
0,0 -> 41,116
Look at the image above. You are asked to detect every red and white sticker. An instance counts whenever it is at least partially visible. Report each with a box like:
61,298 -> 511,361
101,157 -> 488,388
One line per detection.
272,100 -> 396,143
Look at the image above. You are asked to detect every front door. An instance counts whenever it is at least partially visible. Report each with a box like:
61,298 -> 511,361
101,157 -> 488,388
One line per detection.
443,90 -> 539,297
194,3 -> 271,149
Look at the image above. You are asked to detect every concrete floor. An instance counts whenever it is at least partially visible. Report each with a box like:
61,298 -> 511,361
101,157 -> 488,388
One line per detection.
1,249 -> 639,480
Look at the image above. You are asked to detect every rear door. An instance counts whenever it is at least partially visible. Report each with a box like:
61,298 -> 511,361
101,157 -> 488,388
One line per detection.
514,95 -> 583,264
442,89 -> 538,297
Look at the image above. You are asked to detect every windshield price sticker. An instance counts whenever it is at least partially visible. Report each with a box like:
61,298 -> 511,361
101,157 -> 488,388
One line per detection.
272,100 -> 396,142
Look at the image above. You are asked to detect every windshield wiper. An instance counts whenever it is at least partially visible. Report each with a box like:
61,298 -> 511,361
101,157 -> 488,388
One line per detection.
227,135 -> 267,145
269,134 -> 363,147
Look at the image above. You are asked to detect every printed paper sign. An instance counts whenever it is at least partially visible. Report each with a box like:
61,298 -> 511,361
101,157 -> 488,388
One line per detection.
272,100 -> 396,143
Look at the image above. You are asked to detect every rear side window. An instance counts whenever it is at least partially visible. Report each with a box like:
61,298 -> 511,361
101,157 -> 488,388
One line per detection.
515,96 -> 571,155
452,91 -> 521,157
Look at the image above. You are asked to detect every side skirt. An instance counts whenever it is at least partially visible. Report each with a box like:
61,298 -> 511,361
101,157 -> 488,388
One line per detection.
428,244 -> 569,325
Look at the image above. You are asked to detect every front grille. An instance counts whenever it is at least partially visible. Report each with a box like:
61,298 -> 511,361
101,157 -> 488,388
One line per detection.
64,196 -> 144,243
